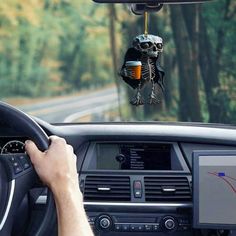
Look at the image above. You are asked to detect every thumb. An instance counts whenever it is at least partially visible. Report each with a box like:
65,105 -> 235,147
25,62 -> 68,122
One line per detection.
25,140 -> 43,164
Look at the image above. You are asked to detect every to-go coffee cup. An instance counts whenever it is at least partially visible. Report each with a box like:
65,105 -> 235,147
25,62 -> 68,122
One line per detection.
125,61 -> 142,80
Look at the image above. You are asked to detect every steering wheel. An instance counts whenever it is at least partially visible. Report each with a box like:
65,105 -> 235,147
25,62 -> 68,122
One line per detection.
0,102 -> 55,236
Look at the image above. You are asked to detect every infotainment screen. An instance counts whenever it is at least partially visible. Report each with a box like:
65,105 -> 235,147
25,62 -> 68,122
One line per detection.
193,151 -> 236,229
96,143 -> 171,170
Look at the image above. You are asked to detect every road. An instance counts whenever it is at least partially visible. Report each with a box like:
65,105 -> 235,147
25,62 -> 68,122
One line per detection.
17,87 -> 122,123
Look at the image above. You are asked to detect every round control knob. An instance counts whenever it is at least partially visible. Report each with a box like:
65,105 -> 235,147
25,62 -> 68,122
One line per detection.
100,217 -> 111,229
96,215 -> 113,231
164,219 -> 175,230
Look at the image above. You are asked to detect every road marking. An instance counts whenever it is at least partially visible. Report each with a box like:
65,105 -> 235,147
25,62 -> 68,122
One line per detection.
24,92 -> 118,117
64,103 -> 119,122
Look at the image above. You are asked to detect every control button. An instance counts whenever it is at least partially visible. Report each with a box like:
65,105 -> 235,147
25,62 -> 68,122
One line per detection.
18,155 -> 31,170
162,217 -> 177,231
11,159 -> 23,174
130,225 -> 135,231
88,217 -> 95,223
137,225 -> 144,231
144,224 -> 152,231
9,156 -> 16,162
178,218 -> 190,224
14,165 -> 23,174
152,224 -> 159,231
96,215 -> 113,231
121,224 -> 129,231
115,224 -> 122,231
100,218 -> 110,229
23,162 -> 30,169
19,155 -> 26,161
165,219 -> 175,230
12,161 -> 19,167
178,225 -> 191,231
133,181 -> 142,198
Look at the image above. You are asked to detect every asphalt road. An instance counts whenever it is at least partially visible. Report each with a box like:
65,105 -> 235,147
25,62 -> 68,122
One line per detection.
17,87 -> 121,123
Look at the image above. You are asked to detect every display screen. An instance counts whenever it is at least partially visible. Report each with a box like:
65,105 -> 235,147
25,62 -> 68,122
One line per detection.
96,143 -> 171,170
193,153 -> 236,229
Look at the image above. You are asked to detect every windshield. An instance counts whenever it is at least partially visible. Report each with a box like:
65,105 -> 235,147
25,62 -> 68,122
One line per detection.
0,1 -> 235,124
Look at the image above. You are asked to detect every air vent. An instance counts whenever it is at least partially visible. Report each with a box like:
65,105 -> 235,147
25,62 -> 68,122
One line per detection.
84,175 -> 131,202
144,176 -> 191,202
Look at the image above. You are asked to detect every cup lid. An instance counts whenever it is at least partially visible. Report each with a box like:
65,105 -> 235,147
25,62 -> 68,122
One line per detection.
125,61 -> 142,66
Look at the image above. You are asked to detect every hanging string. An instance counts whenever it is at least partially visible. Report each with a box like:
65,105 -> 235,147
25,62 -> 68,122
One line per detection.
144,11 -> 148,36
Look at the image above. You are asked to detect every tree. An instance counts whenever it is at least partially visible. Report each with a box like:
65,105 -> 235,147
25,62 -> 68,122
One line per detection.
108,4 -> 122,119
198,0 -> 236,123
170,5 -> 202,122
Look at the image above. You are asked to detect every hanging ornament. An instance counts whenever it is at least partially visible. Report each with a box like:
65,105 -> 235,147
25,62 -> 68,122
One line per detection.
119,12 -> 165,106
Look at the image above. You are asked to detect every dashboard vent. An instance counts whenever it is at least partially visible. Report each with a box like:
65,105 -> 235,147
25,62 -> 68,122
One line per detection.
144,176 -> 191,202
84,175 -> 131,202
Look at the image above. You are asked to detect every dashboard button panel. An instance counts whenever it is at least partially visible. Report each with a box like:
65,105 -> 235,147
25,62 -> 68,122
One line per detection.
92,213 -> 191,233
18,155 -> 31,169
0,154 -> 33,179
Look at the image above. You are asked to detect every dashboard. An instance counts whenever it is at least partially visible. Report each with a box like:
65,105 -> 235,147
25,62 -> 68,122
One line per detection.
2,122 -> 236,236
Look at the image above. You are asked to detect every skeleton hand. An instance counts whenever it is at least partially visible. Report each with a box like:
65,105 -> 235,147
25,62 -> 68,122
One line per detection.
120,67 -> 135,79
149,92 -> 159,104
149,82 -> 160,105
130,90 -> 144,106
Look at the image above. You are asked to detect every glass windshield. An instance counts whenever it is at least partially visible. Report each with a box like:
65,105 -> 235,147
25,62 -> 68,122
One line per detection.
0,1 -> 235,124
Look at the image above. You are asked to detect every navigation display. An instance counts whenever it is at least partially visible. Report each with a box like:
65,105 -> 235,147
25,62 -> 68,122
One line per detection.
96,143 -> 171,170
193,151 -> 236,229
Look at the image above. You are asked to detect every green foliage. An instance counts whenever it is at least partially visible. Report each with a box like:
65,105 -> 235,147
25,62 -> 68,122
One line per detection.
0,0 -> 113,98
0,0 -> 235,124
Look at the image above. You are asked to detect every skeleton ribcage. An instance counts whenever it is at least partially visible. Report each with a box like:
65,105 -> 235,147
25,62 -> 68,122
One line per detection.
141,56 -> 155,82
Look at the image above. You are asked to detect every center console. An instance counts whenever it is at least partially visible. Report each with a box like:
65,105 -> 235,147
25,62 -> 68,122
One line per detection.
80,141 -> 192,235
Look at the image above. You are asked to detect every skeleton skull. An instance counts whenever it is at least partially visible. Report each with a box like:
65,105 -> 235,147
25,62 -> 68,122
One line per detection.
133,34 -> 163,58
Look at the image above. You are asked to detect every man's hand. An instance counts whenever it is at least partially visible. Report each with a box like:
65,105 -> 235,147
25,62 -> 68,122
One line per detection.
25,136 -> 78,195
25,136 -> 94,236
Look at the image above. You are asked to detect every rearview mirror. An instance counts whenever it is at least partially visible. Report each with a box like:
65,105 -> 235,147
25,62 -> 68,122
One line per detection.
93,0 -> 213,3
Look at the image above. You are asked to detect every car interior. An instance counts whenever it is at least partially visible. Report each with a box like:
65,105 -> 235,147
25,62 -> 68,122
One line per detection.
1,104 -> 236,236
0,0 -> 236,236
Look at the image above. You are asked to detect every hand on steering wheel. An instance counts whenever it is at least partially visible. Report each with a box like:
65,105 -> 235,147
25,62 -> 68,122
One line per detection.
0,102 -> 55,236
25,136 -> 81,199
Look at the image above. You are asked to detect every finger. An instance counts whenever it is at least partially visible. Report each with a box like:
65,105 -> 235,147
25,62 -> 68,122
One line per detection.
67,144 -> 74,152
25,140 -> 44,164
49,135 -> 61,142
49,136 -> 66,145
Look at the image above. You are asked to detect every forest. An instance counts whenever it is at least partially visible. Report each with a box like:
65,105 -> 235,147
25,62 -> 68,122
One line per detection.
0,0 -> 235,124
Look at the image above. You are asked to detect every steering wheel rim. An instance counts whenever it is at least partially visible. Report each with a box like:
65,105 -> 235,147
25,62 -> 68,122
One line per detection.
0,102 -> 56,236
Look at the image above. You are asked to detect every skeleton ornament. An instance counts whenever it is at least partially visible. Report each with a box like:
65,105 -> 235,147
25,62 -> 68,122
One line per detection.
120,34 -> 165,106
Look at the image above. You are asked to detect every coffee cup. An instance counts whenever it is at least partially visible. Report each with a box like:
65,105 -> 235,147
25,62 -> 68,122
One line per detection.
125,61 -> 142,80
